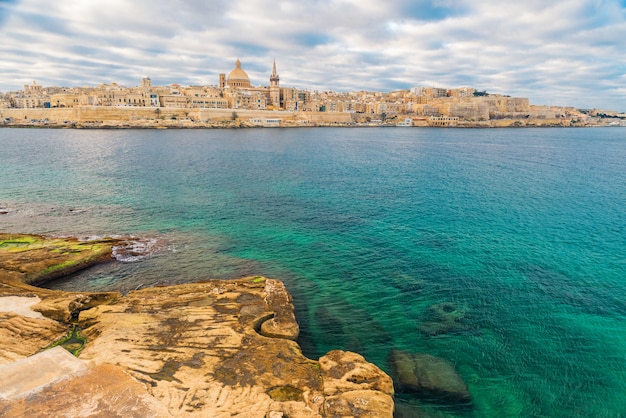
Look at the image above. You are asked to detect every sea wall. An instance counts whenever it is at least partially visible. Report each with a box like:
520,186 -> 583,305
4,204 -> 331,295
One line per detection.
0,106 -> 585,128
0,107 -> 354,126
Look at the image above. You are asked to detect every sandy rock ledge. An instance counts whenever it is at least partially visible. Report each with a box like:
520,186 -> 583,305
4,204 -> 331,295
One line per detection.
0,235 -> 393,417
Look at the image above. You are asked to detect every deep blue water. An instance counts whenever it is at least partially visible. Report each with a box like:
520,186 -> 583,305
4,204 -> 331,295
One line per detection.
1,127 -> 625,417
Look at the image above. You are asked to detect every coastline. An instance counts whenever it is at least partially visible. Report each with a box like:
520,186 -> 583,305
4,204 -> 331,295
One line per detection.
2,106 -> 621,129
0,233 -> 395,417
1,122 -> 616,129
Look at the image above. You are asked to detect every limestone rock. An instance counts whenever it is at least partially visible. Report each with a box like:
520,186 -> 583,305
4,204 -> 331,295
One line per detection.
0,234 -> 395,417
0,274 -> 398,417
259,278 -> 300,340
320,350 -> 394,418
389,350 -> 471,404
323,390 -> 395,418
77,277 -> 324,416
0,361 -> 172,417
0,233 -> 117,286
0,311 -> 66,366
319,350 -> 394,396
0,296 -> 44,319
0,346 -> 89,399
33,291 -> 120,322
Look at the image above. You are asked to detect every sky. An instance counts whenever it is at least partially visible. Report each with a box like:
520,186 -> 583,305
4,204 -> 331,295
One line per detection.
0,0 -> 625,110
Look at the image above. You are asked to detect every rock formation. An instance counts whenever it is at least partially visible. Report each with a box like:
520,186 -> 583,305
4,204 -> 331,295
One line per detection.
389,349 -> 471,405
0,233 -> 394,417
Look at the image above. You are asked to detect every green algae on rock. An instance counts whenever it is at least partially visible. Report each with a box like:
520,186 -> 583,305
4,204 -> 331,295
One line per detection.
47,324 -> 87,356
0,233 -> 118,287
0,234 -> 123,365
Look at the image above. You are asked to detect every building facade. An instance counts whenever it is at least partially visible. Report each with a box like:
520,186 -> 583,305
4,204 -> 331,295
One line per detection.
2,60 -> 570,125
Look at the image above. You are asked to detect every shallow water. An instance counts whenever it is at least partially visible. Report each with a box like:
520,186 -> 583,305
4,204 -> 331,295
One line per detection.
1,127 -> 625,417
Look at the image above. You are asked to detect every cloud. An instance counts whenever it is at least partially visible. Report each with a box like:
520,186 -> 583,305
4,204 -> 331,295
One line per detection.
0,0 -> 625,110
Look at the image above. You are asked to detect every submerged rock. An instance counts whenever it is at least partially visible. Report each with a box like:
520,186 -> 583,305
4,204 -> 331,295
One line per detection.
385,274 -> 424,294
389,350 -> 471,405
418,302 -> 474,336
312,300 -> 390,354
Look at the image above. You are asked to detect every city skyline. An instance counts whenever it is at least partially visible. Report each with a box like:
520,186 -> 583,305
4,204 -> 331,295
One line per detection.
1,0 -> 625,111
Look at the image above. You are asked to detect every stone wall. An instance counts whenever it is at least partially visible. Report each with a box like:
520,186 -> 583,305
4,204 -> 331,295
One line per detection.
0,107 -> 190,123
1,107 -> 354,125
448,102 -> 490,121
478,97 -> 530,113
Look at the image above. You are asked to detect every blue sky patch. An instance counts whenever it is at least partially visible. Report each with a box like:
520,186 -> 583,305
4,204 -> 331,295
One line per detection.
230,41 -> 270,58
401,1 -> 466,21
293,33 -> 332,47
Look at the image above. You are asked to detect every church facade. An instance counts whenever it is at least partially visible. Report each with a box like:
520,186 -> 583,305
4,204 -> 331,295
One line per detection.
219,59 -> 296,111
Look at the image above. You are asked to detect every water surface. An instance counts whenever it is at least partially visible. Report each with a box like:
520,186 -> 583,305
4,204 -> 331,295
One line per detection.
1,127 -> 625,417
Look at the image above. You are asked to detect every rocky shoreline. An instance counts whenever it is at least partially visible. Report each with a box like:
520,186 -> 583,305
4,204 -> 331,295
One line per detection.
0,233 -> 478,417
0,234 -> 394,417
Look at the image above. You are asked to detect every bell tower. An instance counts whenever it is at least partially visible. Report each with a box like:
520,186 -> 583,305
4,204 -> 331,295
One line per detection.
269,59 -> 280,109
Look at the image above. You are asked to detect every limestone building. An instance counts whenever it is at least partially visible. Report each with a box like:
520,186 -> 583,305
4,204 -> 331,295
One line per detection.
219,58 -> 287,111
227,59 -> 251,89
269,59 -> 280,109
1,58 -> 559,125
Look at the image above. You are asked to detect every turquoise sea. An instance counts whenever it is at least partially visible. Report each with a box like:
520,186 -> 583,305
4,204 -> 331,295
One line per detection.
1,127 -> 625,417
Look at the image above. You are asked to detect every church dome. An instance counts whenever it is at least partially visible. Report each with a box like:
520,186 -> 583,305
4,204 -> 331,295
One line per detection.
227,59 -> 251,88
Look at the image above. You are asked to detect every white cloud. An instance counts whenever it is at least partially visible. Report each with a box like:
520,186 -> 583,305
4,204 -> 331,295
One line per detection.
0,0 -> 624,109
